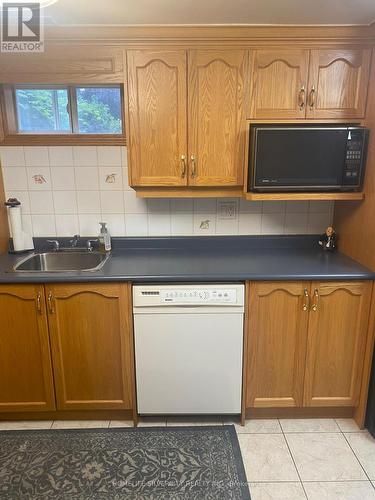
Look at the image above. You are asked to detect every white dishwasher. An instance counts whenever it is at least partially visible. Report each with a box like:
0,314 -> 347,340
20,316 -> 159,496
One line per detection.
133,284 -> 244,415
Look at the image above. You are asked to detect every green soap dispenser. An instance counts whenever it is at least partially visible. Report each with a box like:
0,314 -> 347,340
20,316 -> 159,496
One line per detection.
98,222 -> 111,253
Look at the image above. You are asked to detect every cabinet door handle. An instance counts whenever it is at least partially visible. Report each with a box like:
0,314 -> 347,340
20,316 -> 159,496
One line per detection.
302,288 -> 309,311
190,155 -> 197,178
47,291 -> 54,314
180,155 -> 187,178
36,291 -> 42,314
298,86 -> 305,109
309,85 -> 316,108
311,288 -> 319,311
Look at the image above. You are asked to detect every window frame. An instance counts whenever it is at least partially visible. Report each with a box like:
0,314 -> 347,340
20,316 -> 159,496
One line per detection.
0,83 -> 126,145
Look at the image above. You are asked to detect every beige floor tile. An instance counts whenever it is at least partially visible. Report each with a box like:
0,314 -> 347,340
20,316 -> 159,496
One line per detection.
280,419 -> 340,433
286,433 -> 366,481
138,417 -> 167,427
238,434 -> 299,482
345,432 -> 375,480
0,420 -> 53,430
303,481 -> 375,499
336,418 -> 367,433
250,482 -> 306,499
51,420 -> 109,429
109,420 -> 134,428
225,417 -> 282,434
167,416 -> 222,426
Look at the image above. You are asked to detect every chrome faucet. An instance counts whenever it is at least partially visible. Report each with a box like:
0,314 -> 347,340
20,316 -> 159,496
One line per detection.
87,239 -> 99,252
70,234 -> 80,248
47,239 -> 60,252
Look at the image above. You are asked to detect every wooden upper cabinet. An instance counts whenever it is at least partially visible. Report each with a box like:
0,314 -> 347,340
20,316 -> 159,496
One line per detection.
188,50 -> 248,186
306,49 -> 372,119
249,49 -> 310,119
304,281 -> 372,407
0,285 -> 55,412
46,283 -> 134,410
126,50 -> 188,186
246,281 -> 309,408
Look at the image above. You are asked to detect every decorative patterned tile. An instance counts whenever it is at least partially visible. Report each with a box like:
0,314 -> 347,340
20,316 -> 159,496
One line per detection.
98,166 -> 123,190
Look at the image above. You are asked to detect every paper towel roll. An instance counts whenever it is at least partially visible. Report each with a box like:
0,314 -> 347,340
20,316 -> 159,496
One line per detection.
8,205 -> 34,252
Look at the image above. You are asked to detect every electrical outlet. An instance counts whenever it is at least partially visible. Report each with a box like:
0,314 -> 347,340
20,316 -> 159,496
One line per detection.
217,200 -> 238,220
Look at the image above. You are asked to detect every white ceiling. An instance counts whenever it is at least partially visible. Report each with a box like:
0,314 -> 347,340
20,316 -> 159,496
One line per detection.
44,0 -> 375,26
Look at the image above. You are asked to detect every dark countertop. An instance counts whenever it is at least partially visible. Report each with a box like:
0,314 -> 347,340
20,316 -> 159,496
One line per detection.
0,235 -> 373,283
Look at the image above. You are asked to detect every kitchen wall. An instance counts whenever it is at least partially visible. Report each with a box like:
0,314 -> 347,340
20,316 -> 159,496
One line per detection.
0,145 -> 333,237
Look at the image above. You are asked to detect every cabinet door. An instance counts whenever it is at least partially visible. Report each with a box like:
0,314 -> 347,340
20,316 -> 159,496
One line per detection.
126,50 -> 188,186
0,285 -> 55,412
188,50 -> 248,186
306,49 -> 372,119
47,283 -> 134,410
304,281 -> 372,407
246,282 -> 309,408
249,49 -> 310,119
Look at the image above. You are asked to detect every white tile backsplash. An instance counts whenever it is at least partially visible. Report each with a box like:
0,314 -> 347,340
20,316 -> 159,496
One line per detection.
48,146 -> 73,167
3,167 -> 28,190
97,146 -> 122,166
1,146 -> 333,237
24,146 -> 49,167
77,190 -> 101,213
29,191 -> 54,214
73,146 -> 98,167
75,166 -> 98,190
51,166 -> 76,190
0,146 -> 25,167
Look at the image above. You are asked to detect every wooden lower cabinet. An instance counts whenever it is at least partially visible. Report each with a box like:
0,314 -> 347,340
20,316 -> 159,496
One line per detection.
46,283 -> 134,411
0,285 -> 55,412
245,280 -> 373,412
246,281 -> 309,408
304,281 -> 372,407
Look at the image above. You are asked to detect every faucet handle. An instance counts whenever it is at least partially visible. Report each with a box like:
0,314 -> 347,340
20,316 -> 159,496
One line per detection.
69,234 -> 80,247
47,239 -> 60,251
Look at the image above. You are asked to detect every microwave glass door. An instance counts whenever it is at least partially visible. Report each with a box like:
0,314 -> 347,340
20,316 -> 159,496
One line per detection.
252,127 -> 348,190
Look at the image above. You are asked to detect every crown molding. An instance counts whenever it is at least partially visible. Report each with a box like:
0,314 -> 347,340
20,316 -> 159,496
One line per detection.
43,24 -> 375,45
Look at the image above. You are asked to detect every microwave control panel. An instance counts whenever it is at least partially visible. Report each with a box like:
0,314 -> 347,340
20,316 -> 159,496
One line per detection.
343,129 -> 367,186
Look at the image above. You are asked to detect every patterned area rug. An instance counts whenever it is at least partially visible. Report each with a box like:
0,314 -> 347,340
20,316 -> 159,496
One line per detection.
0,425 -> 250,499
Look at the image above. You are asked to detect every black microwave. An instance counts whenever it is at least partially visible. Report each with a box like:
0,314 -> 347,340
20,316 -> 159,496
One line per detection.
248,124 -> 369,192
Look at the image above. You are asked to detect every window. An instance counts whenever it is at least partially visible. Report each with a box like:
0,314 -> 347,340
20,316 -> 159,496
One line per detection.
10,84 -> 123,135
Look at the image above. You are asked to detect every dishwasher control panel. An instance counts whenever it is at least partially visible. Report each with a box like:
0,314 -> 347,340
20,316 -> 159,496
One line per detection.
160,288 -> 237,304
133,284 -> 244,308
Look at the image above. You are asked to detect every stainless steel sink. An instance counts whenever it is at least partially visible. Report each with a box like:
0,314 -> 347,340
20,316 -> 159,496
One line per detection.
12,251 -> 110,272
